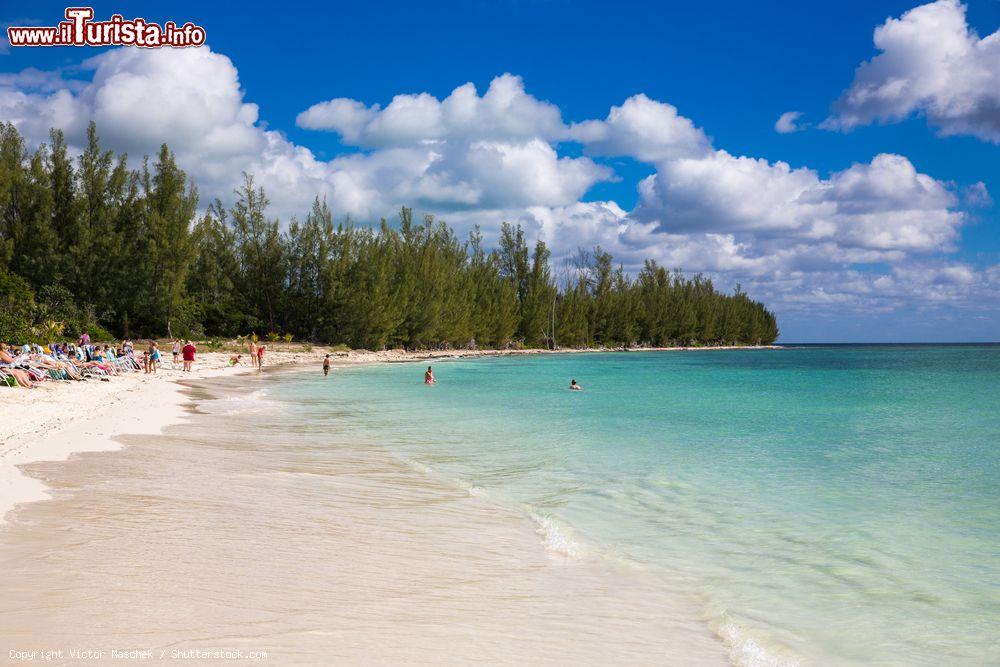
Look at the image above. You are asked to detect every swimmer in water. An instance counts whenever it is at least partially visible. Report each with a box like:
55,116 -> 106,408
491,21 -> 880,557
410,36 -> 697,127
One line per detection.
570,379 -> 582,390
323,354 -> 331,376
424,366 -> 435,385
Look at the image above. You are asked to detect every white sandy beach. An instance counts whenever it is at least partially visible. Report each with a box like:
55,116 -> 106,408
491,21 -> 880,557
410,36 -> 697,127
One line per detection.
0,345 -> 745,665
0,349 -> 328,526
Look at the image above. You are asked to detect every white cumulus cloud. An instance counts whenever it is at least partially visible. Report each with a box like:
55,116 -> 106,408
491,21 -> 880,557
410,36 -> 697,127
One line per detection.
632,150 -> 963,253
569,94 -> 711,161
0,51 -> 610,221
823,0 -> 1000,142
297,73 -> 567,147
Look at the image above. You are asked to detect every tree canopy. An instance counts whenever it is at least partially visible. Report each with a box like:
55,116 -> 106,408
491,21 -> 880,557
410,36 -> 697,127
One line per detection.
0,122 -> 778,347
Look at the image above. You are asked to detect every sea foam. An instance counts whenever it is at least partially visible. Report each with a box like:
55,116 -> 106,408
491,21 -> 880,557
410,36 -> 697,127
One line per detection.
712,612 -> 801,667
530,513 -> 588,559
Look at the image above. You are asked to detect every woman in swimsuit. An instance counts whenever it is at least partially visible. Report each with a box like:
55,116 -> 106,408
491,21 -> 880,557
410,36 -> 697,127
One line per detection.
424,366 -> 435,385
149,342 -> 160,373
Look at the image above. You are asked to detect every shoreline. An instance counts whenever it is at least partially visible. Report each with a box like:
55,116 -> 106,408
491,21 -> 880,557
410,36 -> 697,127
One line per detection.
0,365 -> 733,664
0,350 -> 315,526
0,343 -> 778,526
0,347 -> 757,664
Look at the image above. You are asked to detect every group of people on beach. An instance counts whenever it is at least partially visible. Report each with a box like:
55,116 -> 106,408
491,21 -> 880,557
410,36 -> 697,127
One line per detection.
0,335 -> 144,388
163,339 -> 198,372
2,334 -> 586,391
0,333 -> 205,389
145,339 -> 197,373
167,340 -> 198,372
242,339 -> 266,371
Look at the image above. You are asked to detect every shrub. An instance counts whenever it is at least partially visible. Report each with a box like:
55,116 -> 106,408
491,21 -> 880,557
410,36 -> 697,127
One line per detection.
86,322 -> 116,343
203,338 -> 226,352
0,269 -> 37,343
34,319 -> 66,341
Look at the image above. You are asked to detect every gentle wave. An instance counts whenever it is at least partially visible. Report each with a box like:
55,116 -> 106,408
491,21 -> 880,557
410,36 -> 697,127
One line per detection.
396,455 -> 592,560
710,610 -> 801,667
400,455 -> 803,666
203,387 -> 273,415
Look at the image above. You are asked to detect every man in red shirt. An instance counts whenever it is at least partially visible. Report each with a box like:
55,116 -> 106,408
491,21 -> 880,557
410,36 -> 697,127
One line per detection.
182,340 -> 196,372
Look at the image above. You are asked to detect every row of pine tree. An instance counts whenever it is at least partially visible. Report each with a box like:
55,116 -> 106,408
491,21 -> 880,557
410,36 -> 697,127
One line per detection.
0,122 -> 778,348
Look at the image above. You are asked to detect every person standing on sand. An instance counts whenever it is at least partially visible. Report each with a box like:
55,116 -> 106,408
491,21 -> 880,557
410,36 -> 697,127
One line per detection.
323,354 -> 331,377
424,366 -> 435,385
247,338 -> 258,369
182,340 -> 196,372
171,339 -> 181,368
149,342 -> 160,374
257,344 -> 265,370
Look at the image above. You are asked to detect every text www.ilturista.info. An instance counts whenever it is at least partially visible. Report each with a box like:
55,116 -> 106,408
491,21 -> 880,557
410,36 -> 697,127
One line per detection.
7,7 -> 206,48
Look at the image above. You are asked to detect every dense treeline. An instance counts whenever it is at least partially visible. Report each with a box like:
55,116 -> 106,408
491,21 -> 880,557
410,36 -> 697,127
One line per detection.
0,122 -> 778,347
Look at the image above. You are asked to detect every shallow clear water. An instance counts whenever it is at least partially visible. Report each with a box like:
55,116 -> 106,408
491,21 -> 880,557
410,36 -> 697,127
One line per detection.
0,369 -> 727,665
275,346 -> 1000,665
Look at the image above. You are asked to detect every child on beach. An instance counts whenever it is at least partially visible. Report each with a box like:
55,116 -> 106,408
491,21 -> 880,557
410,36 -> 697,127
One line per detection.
257,345 -> 265,370
424,366 -> 435,385
228,354 -> 243,366
323,355 -> 330,376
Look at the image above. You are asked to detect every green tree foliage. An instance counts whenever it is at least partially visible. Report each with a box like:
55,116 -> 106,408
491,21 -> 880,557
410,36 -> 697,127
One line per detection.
0,122 -> 779,346
0,267 -> 37,342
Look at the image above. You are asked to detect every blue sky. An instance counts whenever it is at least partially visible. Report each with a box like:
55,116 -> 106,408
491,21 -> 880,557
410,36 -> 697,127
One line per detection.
2,1 -> 999,341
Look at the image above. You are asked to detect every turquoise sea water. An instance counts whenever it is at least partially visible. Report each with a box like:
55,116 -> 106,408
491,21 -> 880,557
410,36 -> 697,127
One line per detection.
274,346 -> 999,665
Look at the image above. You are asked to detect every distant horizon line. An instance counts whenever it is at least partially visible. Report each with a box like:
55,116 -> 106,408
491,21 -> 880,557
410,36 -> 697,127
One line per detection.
777,341 -> 999,346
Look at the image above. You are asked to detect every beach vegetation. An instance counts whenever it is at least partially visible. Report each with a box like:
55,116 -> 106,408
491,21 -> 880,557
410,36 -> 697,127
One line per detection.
0,122 -> 778,348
